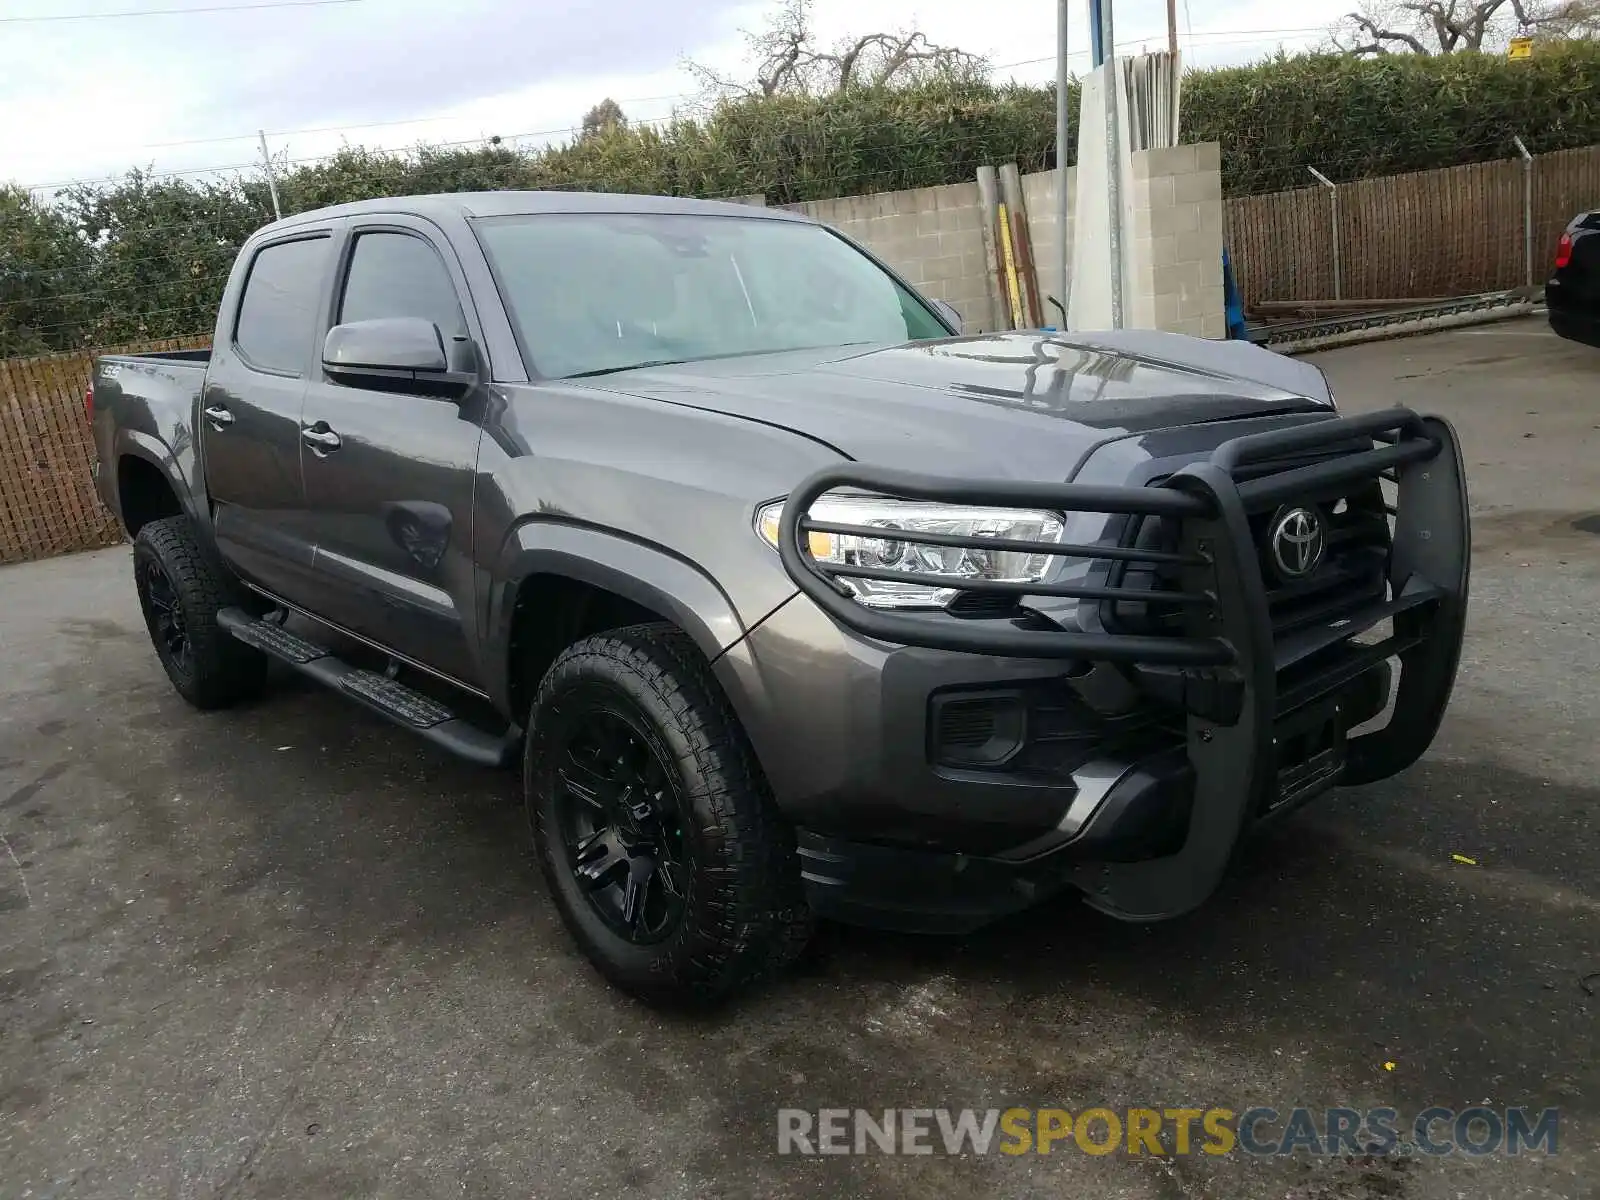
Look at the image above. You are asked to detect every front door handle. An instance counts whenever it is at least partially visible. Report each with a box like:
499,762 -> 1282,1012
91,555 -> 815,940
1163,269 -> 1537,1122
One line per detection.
301,424 -> 342,454
203,405 -> 234,430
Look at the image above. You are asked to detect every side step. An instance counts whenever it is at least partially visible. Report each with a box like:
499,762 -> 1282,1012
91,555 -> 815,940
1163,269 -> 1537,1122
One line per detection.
217,608 -> 518,768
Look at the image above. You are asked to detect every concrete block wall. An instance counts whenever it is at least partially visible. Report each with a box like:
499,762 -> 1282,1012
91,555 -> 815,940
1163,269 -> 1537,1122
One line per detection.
790,182 -> 995,333
1018,167 -> 1078,319
782,140 -> 1224,338
1125,141 -> 1226,339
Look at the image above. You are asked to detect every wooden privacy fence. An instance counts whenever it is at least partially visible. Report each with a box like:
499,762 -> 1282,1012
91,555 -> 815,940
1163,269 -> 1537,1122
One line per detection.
1226,143 -> 1600,307
0,336 -> 209,565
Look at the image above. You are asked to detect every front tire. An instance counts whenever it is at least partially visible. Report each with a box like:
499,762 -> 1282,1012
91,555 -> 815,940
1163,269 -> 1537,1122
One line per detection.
132,516 -> 267,710
524,623 -> 810,1005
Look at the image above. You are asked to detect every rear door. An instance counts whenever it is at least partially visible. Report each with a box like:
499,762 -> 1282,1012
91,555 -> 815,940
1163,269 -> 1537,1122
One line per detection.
298,219 -> 486,686
203,230 -> 335,603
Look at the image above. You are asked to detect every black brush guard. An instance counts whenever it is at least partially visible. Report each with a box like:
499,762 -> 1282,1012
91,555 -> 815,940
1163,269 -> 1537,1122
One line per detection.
777,407 -> 1470,921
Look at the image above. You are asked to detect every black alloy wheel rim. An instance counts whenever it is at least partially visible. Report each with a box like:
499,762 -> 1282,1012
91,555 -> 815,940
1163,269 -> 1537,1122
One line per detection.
552,699 -> 689,944
140,557 -> 190,673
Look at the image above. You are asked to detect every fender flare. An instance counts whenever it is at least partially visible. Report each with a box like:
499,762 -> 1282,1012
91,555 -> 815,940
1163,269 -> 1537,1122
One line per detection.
109,428 -> 202,528
483,518 -> 747,712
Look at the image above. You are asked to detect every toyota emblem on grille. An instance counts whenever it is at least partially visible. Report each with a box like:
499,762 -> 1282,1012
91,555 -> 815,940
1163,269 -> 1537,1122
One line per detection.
1268,505 -> 1326,580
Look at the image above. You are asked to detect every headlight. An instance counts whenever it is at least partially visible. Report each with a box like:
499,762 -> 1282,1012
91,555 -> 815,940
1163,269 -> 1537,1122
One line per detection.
756,496 -> 1065,609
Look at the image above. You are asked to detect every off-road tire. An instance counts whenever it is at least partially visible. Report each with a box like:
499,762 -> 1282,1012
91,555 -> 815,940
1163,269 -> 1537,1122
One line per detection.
132,516 -> 267,710
525,622 -> 812,1005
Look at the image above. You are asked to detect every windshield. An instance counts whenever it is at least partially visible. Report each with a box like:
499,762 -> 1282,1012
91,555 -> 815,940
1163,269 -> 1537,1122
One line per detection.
472,212 -> 950,379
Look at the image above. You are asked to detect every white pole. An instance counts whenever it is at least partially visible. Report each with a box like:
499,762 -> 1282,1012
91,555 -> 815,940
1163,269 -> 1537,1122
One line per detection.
1308,166 -> 1339,301
1513,135 -> 1533,289
1102,0 -> 1124,327
259,130 -> 283,223
1054,0 -> 1071,324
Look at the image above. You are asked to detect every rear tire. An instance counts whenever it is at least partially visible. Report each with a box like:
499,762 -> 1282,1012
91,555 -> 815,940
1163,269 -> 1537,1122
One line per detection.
524,622 -> 811,1006
132,516 -> 267,710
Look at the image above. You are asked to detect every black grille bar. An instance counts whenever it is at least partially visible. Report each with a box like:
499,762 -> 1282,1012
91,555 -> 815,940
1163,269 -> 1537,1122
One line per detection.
777,463 -> 1227,665
817,561 -> 1212,605
775,408 -> 1453,671
784,465 -> 1214,518
1236,439 -> 1437,510
1211,406 -> 1425,469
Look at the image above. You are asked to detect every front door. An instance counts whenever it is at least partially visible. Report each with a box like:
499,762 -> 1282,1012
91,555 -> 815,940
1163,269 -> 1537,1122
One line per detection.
204,231 -> 335,604
299,222 -> 486,686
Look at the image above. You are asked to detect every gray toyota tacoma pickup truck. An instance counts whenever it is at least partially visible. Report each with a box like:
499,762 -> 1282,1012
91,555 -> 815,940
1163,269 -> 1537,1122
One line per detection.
90,191 -> 1469,1004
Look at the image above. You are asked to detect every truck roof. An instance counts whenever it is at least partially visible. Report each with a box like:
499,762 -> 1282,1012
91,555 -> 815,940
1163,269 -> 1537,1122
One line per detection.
262,190 -> 809,234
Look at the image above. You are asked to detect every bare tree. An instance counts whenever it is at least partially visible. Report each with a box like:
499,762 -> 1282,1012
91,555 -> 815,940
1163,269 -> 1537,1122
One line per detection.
1332,0 -> 1596,53
688,0 -> 987,99
580,98 -> 628,139
1532,0 -> 1600,38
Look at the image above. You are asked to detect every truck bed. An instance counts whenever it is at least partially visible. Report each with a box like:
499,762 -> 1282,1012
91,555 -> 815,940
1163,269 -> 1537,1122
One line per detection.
89,350 -> 213,522
115,349 -> 212,364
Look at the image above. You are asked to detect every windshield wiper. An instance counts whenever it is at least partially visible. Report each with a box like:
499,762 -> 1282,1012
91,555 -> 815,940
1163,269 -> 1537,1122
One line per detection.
565,358 -> 694,379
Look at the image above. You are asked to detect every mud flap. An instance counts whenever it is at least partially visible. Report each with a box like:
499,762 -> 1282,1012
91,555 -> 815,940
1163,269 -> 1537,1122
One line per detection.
1068,463 -> 1277,922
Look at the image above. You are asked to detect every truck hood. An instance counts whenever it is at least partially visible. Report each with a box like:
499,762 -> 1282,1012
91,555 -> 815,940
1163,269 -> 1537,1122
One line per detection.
579,330 -> 1334,480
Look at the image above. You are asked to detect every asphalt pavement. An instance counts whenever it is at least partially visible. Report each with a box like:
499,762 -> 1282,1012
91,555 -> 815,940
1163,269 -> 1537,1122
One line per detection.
1,316 -> 1595,1199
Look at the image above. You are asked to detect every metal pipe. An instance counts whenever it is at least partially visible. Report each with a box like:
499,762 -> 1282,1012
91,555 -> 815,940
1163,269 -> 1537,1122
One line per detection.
1308,166 -> 1339,301
1513,135 -> 1533,289
259,130 -> 283,222
1055,0 -> 1072,321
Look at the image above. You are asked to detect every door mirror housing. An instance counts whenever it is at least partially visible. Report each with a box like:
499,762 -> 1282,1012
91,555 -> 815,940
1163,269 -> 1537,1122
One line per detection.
322,318 -> 474,397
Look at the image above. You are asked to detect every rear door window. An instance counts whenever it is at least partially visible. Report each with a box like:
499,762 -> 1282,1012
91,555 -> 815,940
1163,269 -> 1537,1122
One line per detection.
233,235 -> 330,374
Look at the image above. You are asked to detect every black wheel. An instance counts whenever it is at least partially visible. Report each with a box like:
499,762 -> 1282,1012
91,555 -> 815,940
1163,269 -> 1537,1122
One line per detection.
525,623 -> 811,1005
132,516 -> 267,710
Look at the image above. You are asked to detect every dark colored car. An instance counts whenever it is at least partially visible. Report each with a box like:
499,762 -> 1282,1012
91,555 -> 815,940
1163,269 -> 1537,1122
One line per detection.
89,192 -> 1470,1005
1547,210 -> 1600,346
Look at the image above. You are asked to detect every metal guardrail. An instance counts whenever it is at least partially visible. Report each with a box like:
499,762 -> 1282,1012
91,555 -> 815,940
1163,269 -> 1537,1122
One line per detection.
1248,290 -> 1534,349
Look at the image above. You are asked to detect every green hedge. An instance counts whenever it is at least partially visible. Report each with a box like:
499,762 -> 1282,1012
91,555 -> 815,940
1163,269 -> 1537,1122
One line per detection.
5,45 -> 1599,353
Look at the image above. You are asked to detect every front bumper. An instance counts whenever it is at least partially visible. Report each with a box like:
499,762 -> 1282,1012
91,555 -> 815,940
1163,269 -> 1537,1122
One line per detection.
765,407 -> 1469,925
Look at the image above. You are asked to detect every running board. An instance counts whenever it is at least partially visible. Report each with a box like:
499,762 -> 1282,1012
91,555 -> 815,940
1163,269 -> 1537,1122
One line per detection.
217,607 -> 518,768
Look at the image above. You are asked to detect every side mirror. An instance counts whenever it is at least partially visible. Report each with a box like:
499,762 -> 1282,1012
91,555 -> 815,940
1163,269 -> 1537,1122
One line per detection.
931,299 -> 962,330
322,318 -> 473,396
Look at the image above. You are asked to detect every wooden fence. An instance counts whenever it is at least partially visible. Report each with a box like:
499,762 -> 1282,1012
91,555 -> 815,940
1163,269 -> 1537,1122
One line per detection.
0,336 -> 209,565
1226,143 -> 1600,306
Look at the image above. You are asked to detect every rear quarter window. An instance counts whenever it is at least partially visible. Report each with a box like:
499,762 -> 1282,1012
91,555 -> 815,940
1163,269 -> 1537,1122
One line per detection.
233,235 -> 330,374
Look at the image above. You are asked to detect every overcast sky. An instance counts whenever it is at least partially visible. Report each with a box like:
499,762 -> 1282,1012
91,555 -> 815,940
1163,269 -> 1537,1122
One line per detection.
0,0 -> 1353,193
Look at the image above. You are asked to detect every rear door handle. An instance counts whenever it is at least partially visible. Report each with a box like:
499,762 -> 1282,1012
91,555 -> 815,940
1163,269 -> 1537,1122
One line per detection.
203,405 -> 234,430
301,424 -> 342,454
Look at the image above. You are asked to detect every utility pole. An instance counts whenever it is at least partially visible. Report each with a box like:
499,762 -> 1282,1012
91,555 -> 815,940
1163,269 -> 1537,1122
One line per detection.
1166,0 -> 1178,55
1088,0 -> 1124,328
1054,0 -> 1071,323
258,130 -> 283,223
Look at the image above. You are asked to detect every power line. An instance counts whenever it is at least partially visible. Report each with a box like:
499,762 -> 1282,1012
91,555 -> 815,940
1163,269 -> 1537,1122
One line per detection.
13,22 -> 1336,192
143,90 -> 697,150
41,24 -> 1330,163
0,0 -> 360,24
990,26 -> 1329,72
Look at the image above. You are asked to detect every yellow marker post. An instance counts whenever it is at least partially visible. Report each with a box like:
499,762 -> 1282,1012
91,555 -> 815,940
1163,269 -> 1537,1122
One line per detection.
996,202 -> 1026,329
